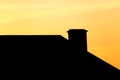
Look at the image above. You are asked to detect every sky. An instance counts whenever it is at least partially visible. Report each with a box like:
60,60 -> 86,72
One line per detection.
0,0 -> 120,69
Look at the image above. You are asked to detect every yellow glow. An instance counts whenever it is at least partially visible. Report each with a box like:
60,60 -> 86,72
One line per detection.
0,0 -> 120,69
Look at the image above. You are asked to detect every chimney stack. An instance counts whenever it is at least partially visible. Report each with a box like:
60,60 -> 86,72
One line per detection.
67,29 -> 88,52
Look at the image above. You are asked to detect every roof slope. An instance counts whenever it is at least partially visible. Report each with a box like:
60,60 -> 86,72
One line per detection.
0,35 -> 119,79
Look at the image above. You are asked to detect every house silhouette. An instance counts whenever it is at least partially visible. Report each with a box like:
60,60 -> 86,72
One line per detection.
1,29 -> 120,79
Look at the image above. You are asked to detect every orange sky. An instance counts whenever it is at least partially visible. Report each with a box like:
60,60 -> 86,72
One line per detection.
0,0 -> 120,69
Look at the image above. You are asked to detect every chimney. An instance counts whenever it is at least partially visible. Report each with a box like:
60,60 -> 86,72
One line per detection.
67,29 -> 88,52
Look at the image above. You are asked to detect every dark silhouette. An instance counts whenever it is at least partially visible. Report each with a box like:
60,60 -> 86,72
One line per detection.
0,29 -> 120,79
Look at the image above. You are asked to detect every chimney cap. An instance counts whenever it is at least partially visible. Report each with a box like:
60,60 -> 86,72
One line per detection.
67,29 -> 88,32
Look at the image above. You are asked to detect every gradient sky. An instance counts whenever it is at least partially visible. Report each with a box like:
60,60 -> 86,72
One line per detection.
0,0 -> 120,69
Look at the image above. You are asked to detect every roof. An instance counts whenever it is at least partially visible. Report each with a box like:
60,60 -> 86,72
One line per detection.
0,35 -> 67,40
0,35 -> 67,44
0,34 -> 119,79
